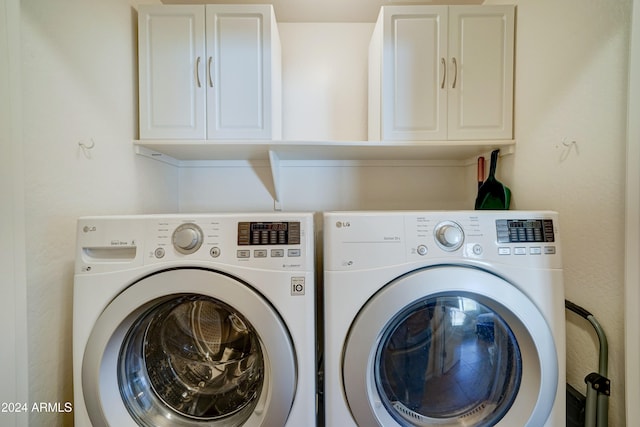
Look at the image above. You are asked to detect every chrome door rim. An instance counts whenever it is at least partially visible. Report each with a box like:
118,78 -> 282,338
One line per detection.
342,265 -> 558,427
82,268 -> 296,427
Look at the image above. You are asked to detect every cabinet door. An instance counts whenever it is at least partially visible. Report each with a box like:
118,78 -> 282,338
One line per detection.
206,5 -> 274,139
381,6 -> 448,141
138,6 -> 206,139
448,6 -> 514,140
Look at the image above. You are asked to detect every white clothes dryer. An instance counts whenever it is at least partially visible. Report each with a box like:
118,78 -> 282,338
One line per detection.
323,211 -> 565,427
73,213 -> 316,427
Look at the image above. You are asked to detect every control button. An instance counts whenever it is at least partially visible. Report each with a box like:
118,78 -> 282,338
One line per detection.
497,231 -> 510,243
514,247 -> 526,255
417,245 -> 428,256
530,247 -> 542,255
172,223 -> 203,254
472,244 -> 483,256
271,249 -> 285,258
498,247 -> 511,255
237,222 -> 251,245
288,249 -> 301,257
154,247 -> 165,258
496,220 -> 510,243
254,249 -> 267,258
544,246 -> 556,255
237,250 -> 250,258
210,247 -> 221,258
288,222 -> 301,244
434,221 -> 464,251
543,220 -> 556,242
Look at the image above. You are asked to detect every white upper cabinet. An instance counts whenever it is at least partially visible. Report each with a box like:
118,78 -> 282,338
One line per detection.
369,5 -> 515,141
448,6 -> 514,140
138,5 -> 281,140
138,6 -> 205,139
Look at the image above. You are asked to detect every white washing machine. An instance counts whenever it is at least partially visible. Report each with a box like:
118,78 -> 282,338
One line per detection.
73,213 -> 316,427
323,211 -> 565,427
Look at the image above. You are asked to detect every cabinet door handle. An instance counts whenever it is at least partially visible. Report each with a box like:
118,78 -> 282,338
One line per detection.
208,57 -> 214,88
195,56 -> 202,88
451,57 -> 458,89
440,57 -> 446,89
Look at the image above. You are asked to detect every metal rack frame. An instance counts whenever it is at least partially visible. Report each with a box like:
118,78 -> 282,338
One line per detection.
565,300 -> 610,427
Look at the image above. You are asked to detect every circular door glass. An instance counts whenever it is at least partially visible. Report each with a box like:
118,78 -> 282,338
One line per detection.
375,295 -> 522,426
118,294 -> 264,426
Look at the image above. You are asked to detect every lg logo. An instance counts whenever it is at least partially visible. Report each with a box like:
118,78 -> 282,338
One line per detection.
335,221 -> 351,228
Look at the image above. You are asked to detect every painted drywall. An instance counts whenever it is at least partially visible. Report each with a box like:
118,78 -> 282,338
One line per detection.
625,0 -> 640,424
19,0 -> 177,425
0,0 -> 29,426
486,0 -> 631,426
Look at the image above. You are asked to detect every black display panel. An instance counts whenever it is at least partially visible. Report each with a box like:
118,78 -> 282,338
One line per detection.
238,222 -> 301,245
496,219 -> 555,243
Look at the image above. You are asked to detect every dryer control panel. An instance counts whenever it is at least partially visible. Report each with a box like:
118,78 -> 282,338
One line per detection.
496,219 -> 555,243
323,211 -> 562,271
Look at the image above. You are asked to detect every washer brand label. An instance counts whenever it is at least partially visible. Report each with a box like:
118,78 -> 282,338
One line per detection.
335,221 -> 351,228
291,277 -> 305,296
110,240 -> 133,246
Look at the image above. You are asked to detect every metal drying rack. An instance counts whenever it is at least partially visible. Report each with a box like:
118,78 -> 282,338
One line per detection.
565,300 -> 610,427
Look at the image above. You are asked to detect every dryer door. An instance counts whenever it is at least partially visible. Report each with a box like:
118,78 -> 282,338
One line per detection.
343,266 -> 558,427
82,268 -> 296,427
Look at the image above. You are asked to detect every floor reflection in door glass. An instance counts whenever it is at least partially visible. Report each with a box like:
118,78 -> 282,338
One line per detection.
376,296 -> 521,425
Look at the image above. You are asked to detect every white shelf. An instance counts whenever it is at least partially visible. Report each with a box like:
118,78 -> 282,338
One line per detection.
134,139 -> 514,163
134,139 -> 515,209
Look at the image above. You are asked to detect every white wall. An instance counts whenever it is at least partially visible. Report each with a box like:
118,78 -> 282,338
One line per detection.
487,1 -> 631,426
0,0 -> 29,426
625,0 -> 640,424
19,0 -> 176,425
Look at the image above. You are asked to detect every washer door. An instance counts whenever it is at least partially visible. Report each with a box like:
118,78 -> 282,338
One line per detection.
343,266 -> 558,427
82,268 -> 296,427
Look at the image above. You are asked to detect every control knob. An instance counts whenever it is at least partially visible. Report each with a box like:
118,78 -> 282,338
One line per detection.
434,221 -> 464,251
172,223 -> 203,254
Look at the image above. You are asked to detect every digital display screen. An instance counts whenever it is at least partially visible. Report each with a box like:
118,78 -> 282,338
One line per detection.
250,222 -> 288,231
496,219 -> 555,243
238,222 -> 301,245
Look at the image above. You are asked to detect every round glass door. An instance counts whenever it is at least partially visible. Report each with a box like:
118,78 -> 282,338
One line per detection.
119,294 -> 264,426
82,268 -> 296,427
342,266 -> 558,427
375,296 -> 521,426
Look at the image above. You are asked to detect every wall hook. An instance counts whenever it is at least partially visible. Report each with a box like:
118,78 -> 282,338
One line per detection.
78,139 -> 95,158
557,137 -> 579,162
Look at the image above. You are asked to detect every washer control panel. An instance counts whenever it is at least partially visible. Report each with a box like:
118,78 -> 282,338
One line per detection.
76,213 -> 314,274
149,217 -> 309,264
